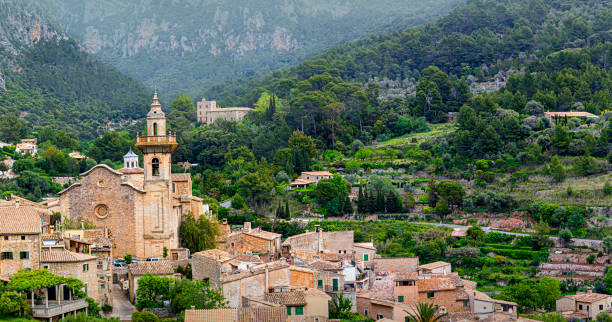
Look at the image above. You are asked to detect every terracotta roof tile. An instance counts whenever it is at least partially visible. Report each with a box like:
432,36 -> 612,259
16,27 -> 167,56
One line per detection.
0,206 -> 45,234
567,293 -> 610,303
128,260 -> 176,276
40,248 -> 96,262
301,171 -> 332,176
419,261 -> 451,270
243,229 -> 280,241
264,291 -> 306,306
118,168 -> 144,174
417,277 -> 455,292
193,249 -> 233,262
310,260 -> 340,271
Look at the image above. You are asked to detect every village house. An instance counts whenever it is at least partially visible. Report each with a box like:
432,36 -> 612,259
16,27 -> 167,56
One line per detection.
196,98 -> 252,124
358,261 -> 518,321
470,290 -> 518,320
556,291 -> 612,320
60,228 -> 114,306
264,288 -> 331,322
0,204 -> 103,319
281,225 -> 354,258
40,246 -> 99,305
192,249 -> 235,290
220,261 -> 314,308
354,242 -> 377,268
15,138 -> 38,156
219,222 -> 282,261
0,206 -> 50,276
544,111 -> 598,123
289,171 -> 333,188
51,93 -> 204,259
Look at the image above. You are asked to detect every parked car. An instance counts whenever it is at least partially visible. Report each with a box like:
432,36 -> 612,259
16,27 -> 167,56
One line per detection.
146,257 -> 165,261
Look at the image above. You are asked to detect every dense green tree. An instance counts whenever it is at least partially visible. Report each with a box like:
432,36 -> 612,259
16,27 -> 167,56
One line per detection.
549,156 -> 566,183
179,214 -> 220,253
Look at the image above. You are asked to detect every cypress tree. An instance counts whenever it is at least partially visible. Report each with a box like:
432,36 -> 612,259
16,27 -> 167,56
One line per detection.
376,190 -> 385,213
275,201 -> 282,218
284,201 -> 290,219
357,186 -> 365,213
343,195 -> 353,214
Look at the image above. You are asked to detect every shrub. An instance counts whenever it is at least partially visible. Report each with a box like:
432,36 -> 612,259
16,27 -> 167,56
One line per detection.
132,311 -> 159,322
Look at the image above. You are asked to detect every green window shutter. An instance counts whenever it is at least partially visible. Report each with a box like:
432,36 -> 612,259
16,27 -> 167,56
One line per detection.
295,306 -> 304,315
317,279 -> 323,288
398,296 -> 404,303
364,254 -> 369,261
333,278 -> 338,291
83,264 -> 86,272
464,300 -> 468,307
8,252 -> 12,260
20,251 -> 28,259
286,306 -> 291,316
427,292 -> 434,298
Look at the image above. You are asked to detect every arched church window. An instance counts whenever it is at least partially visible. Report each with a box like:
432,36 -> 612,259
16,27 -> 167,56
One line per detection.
152,158 -> 160,176
153,123 -> 158,136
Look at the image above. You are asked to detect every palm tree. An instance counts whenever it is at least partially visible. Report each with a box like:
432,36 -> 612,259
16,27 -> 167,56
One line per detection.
330,292 -> 353,319
404,302 -> 448,322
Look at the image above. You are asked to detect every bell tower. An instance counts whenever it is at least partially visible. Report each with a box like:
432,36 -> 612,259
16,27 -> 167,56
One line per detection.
136,91 -> 178,183
135,91 -> 179,257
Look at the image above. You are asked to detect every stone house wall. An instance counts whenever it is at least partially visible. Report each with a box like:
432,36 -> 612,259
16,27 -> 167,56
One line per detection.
289,267 -> 314,289
419,290 -> 463,313
45,259 -> 98,304
322,231 -> 354,254
192,254 -> 231,290
222,233 -> 276,256
0,233 -> 40,275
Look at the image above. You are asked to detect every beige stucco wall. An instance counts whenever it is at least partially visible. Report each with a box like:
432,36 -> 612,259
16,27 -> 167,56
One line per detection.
304,293 -> 329,319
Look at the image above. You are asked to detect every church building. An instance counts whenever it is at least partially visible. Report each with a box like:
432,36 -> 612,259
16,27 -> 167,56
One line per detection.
55,93 -> 203,258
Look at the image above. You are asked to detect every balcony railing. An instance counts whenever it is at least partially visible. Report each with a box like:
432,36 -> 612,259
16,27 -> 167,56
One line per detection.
32,298 -> 88,318
136,135 -> 177,144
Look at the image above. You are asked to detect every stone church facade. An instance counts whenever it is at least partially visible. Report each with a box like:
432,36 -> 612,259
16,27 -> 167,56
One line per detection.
56,93 -> 203,258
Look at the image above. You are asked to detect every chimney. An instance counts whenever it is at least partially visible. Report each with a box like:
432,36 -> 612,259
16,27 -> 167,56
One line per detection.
265,267 -> 269,291
314,225 -> 321,232
244,222 -> 251,232
223,218 -> 228,225
15,200 -> 19,208
587,289 -> 593,294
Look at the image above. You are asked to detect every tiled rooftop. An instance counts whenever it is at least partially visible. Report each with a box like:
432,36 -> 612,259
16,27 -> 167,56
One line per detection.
128,260 -> 176,276
40,248 -> 96,262
0,206 -> 45,234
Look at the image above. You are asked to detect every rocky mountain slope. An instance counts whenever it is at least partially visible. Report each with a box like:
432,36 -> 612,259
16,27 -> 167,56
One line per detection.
36,0 -> 464,98
0,0 -> 150,140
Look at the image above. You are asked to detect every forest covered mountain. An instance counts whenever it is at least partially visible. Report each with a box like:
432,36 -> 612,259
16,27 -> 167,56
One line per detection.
207,0 -> 612,107
0,0 -> 151,140
35,0 -> 465,98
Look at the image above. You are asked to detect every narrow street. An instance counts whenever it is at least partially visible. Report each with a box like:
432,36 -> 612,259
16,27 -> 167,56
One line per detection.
109,284 -> 137,321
